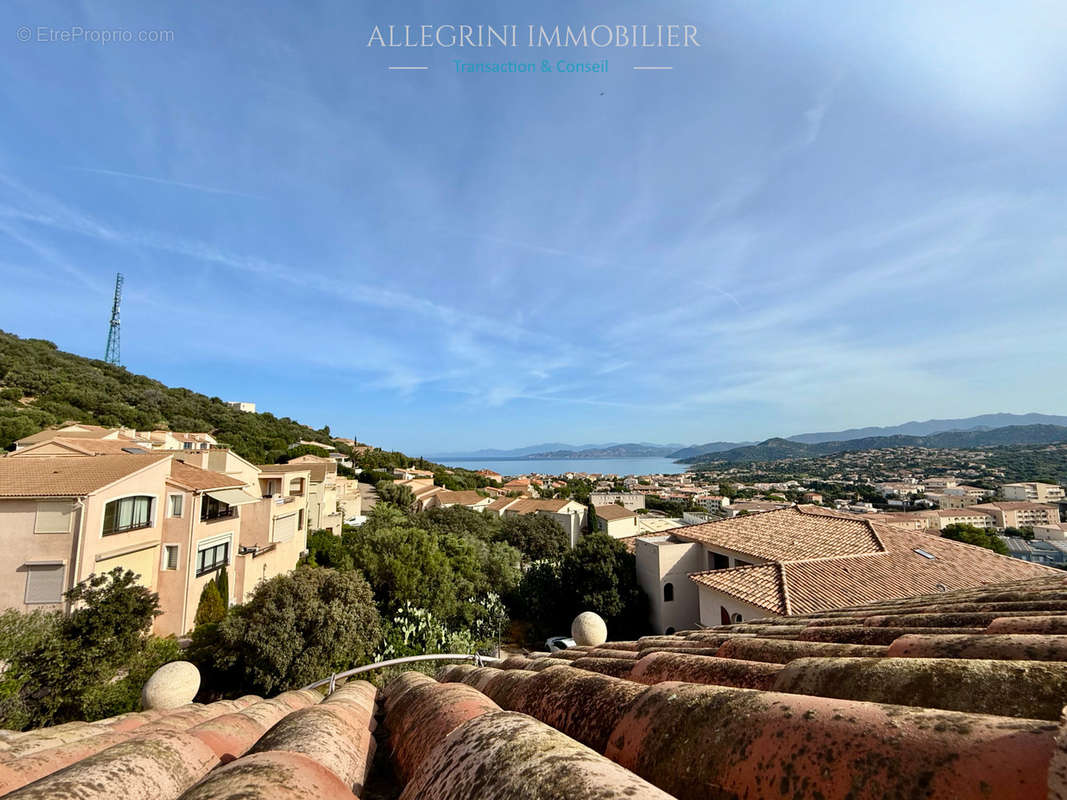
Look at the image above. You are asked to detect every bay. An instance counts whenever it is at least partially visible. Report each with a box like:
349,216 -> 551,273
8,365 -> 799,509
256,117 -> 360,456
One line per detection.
437,456 -> 688,478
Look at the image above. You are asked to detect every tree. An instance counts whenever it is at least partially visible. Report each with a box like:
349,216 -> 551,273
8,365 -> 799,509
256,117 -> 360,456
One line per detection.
376,480 -> 415,509
194,580 -> 226,626
559,532 -> 650,638
10,568 -> 164,727
498,514 -> 569,563
304,528 -> 354,570
195,567 -> 381,696
509,532 -> 651,643
941,523 -> 1009,555
213,569 -> 229,611
587,503 -> 599,534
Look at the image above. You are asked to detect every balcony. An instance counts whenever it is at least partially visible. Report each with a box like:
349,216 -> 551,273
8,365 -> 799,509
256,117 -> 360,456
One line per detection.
201,507 -> 237,523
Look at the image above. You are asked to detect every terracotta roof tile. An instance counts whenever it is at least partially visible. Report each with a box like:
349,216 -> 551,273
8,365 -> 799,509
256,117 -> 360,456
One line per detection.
593,504 -> 637,520
0,453 -> 172,497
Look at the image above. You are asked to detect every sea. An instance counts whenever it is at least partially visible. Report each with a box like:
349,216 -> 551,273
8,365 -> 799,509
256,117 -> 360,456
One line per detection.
437,456 -> 688,478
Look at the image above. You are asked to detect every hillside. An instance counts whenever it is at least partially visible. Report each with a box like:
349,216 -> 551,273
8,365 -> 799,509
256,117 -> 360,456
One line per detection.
682,425 -> 1067,465
0,330 -> 335,462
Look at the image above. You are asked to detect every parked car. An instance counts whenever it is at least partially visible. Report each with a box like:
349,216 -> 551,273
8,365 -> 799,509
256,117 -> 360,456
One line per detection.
545,636 -> 577,652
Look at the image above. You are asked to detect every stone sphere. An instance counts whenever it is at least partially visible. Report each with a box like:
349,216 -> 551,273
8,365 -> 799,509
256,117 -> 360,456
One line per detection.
141,660 -> 200,710
571,611 -> 608,647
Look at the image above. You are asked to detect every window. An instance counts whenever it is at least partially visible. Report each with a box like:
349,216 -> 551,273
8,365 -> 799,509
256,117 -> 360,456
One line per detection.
196,540 -> 230,577
182,442 -> 192,450
35,501 -> 73,534
297,509 -> 305,531
274,513 -> 298,543
734,559 -> 751,567
162,544 -> 180,570
25,563 -> 65,604
663,582 -> 674,602
201,495 -> 236,522
168,494 -> 184,518
712,552 -> 729,570
914,548 -> 936,560
731,612 -> 743,624
102,496 -> 154,535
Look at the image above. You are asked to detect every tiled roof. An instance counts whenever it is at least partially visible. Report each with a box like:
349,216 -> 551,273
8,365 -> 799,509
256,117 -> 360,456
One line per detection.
433,490 -> 488,506
12,438 -> 151,456
14,426 -> 130,446
593,504 -> 637,521
167,461 -> 246,491
691,520 -> 1058,615
0,454 -> 172,497
676,505 -> 885,561
974,502 -> 1059,512
256,463 -> 326,482
504,498 -> 577,514
11,575 -> 1067,797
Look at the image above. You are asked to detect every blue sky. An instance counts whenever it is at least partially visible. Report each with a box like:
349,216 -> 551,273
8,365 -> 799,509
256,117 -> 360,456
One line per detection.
1,1 -> 1065,455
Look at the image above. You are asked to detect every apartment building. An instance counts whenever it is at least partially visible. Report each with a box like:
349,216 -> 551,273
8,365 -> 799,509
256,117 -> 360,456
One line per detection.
0,450 -> 320,636
257,461 -> 343,534
1001,482 -> 1066,503
635,506 -> 1056,633
932,508 -> 996,529
693,495 -> 730,513
970,502 -> 1061,530
590,492 -> 646,512
13,424 -> 218,453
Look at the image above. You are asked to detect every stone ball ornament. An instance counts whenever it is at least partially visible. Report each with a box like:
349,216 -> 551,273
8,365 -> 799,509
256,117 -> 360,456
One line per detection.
141,660 -> 201,710
571,611 -> 608,647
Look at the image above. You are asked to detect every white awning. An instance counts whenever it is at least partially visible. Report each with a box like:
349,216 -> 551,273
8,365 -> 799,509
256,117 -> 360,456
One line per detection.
206,487 -> 262,506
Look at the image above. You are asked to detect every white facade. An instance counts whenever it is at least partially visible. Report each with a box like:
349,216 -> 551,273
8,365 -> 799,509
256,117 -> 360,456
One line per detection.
635,534 -> 772,633
590,492 -> 646,511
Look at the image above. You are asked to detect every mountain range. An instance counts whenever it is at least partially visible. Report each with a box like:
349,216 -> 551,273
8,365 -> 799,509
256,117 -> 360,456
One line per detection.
679,424 -> 1067,465
433,413 -> 1067,461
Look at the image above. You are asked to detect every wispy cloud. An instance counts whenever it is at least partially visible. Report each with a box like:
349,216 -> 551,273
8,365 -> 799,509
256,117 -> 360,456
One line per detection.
67,166 -> 263,200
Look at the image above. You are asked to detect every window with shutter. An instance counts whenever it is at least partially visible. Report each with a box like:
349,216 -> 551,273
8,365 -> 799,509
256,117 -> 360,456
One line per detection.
35,502 -> 73,534
25,564 -> 65,604
162,545 -> 180,571
273,513 -> 298,543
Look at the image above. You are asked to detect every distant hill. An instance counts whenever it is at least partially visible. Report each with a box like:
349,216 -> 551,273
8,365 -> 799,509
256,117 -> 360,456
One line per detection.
682,425 -> 1067,465
667,441 -> 757,459
0,330 -> 336,462
522,443 -> 683,459
435,442 -> 685,459
784,413 -> 1067,444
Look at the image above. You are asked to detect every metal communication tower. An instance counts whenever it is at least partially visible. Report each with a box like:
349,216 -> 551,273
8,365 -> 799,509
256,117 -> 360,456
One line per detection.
105,273 -> 123,365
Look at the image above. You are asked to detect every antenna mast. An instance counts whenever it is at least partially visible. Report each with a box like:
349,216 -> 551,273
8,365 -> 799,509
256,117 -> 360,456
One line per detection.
105,273 -> 123,366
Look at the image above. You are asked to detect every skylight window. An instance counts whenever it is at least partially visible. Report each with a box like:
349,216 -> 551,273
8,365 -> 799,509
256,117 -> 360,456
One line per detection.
914,548 -> 936,560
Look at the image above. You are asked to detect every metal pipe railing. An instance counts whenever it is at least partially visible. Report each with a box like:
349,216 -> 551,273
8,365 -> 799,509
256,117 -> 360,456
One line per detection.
301,652 -> 502,692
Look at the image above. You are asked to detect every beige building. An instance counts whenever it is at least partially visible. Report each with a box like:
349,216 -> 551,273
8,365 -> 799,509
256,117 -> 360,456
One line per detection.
425,490 -> 494,512
0,452 -> 315,636
932,508 -> 996,529
593,503 -> 640,538
1001,482 -> 1066,503
970,502 -> 1061,530
635,505 -> 1057,634
492,498 -> 588,547
257,461 -> 342,534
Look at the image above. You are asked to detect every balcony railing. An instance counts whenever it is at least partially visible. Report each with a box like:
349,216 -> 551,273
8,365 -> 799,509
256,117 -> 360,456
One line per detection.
201,507 -> 237,522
